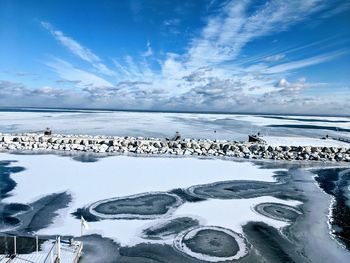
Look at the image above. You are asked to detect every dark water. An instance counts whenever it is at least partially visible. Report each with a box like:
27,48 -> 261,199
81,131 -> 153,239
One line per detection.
184,228 -> 240,258
242,222 -> 301,263
0,161 -> 71,235
253,203 -> 302,222
0,160 -> 24,198
142,217 -> 199,239
92,193 -> 181,219
313,168 -> 350,248
0,236 -> 47,254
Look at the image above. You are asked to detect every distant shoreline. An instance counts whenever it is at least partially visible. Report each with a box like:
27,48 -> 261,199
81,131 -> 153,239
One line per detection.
0,106 -> 349,118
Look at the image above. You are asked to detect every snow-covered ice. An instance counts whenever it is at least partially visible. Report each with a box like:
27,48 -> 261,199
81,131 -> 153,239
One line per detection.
1,110 -> 349,141
1,153 -> 285,245
233,115 -> 350,130
263,136 -> 350,147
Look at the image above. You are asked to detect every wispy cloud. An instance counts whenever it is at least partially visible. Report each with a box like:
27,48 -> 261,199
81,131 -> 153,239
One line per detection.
46,57 -> 113,88
15,71 -> 38,77
55,79 -> 82,85
186,0 -> 335,67
263,54 -> 285,62
41,21 -> 116,76
142,41 -> 153,57
163,18 -> 180,27
264,51 -> 347,74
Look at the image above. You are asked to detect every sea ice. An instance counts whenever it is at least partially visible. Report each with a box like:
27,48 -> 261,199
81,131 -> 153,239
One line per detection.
1,153 -> 284,245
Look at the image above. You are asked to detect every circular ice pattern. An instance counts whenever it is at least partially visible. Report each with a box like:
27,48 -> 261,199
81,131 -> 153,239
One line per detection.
253,202 -> 302,222
89,192 -> 183,219
173,226 -> 248,262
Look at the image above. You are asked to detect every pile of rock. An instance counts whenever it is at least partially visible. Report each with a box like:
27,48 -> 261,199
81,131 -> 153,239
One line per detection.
0,133 -> 349,162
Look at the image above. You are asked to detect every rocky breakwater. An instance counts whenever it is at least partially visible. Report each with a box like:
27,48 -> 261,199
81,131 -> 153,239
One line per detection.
0,133 -> 350,162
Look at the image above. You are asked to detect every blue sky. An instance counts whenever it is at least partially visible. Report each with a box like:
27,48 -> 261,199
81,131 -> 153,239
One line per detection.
0,0 -> 349,115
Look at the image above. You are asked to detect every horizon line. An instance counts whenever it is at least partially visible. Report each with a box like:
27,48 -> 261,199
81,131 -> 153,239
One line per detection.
0,106 -> 349,118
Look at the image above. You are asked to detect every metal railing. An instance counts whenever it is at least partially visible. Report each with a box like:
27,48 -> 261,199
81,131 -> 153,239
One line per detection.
0,235 -> 82,263
42,240 -> 58,263
0,235 -> 42,255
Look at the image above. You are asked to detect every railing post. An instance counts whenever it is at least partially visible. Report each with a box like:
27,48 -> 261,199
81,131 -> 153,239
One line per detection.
56,236 -> 61,262
36,235 -> 39,254
14,236 -> 16,255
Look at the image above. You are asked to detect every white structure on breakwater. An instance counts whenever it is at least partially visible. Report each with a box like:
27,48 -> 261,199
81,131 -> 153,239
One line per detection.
0,132 -> 349,162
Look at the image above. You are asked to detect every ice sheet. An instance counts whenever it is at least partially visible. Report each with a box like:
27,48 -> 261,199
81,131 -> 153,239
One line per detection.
233,115 -> 350,130
1,110 -> 349,141
1,153 -> 283,245
263,136 -> 350,147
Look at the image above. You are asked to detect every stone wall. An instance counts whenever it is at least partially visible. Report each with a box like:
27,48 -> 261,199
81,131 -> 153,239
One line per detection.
0,133 -> 349,162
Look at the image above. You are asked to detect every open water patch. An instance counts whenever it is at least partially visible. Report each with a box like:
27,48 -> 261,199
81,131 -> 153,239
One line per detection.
0,160 -> 25,198
142,217 -> 200,240
173,226 -> 248,262
187,180 -> 277,200
242,222 -> 304,263
253,203 -> 302,222
88,192 -> 183,220
0,216 -> 21,231
312,168 -> 350,249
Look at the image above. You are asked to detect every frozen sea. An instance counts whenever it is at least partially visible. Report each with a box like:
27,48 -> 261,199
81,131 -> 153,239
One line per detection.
0,108 -> 349,141
0,108 -> 350,262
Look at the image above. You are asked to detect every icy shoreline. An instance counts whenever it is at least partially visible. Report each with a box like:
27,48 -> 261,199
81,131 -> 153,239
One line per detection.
0,132 -> 349,162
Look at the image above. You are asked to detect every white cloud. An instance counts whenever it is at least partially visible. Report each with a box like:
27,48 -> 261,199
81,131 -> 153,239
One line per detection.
156,0 -> 347,98
46,57 -> 113,88
264,51 -> 347,74
185,0 -> 337,67
0,80 -> 85,107
142,41 -> 153,57
163,18 -> 180,27
275,78 -> 289,88
263,54 -> 285,62
41,21 -> 116,76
